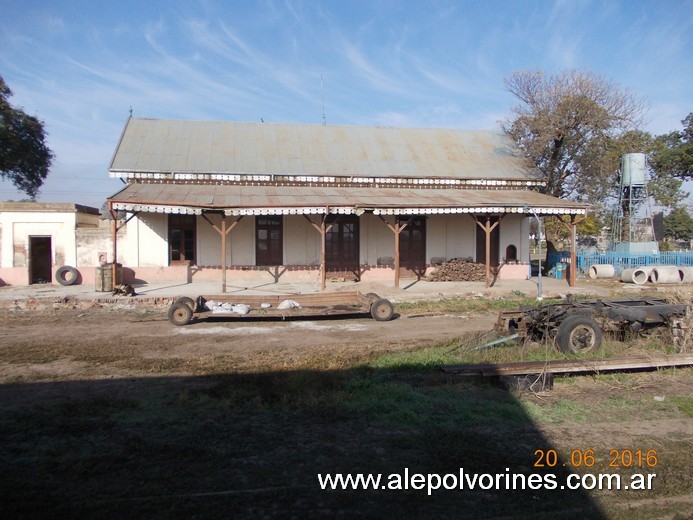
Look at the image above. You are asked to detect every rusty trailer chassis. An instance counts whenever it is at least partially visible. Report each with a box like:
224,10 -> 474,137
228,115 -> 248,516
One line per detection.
167,291 -> 395,326
496,298 -> 689,355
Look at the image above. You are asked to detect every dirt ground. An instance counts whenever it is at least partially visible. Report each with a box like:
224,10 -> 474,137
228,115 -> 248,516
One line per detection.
0,305 -> 494,385
0,302 -> 691,518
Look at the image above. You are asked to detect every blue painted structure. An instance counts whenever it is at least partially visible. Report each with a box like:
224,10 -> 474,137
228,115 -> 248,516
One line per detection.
548,251 -> 693,276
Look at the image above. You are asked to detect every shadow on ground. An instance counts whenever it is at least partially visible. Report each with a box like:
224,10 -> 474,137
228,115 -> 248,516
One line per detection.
0,366 -> 605,519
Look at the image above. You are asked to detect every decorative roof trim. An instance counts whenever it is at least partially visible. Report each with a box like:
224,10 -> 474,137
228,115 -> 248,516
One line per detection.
111,202 -> 585,217
108,171 -> 543,187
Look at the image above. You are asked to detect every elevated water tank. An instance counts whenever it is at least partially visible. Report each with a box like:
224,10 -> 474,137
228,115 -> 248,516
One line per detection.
621,153 -> 647,186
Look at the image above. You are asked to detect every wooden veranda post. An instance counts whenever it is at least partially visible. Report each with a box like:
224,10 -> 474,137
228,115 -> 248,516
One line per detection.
109,201 -> 117,286
394,221 -> 401,288
221,215 -> 227,292
474,216 -> 500,288
106,204 -> 138,289
376,216 -> 412,288
303,212 -> 334,291
321,217 -> 327,290
556,214 -> 586,288
201,212 -> 243,293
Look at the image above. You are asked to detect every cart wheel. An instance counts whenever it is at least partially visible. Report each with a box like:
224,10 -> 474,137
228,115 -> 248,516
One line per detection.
175,296 -> 196,312
168,302 -> 193,326
555,314 -> 602,354
370,298 -> 394,321
365,292 -> 380,300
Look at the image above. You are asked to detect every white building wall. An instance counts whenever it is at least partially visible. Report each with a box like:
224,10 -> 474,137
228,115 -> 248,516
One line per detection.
285,215 -> 321,265
360,214 -> 395,264
128,213 -> 168,267
499,215 -> 529,262
0,211 -> 77,268
193,214 -> 255,266
196,214 -> 221,266
426,214 -> 476,261
229,217 -> 254,265
75,226 -> 125,267
124,212 -> 530,269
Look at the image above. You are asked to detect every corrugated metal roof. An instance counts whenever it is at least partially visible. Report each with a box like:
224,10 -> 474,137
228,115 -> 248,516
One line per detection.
109,118 -> 540,181
108,183 -> 586,216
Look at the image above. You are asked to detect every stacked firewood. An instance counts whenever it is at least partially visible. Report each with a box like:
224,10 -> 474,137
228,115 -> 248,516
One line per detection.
427,258 -> 486,282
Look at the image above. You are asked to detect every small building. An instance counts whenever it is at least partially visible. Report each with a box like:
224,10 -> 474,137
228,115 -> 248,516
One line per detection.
104,118 -> 587,290
0,202 -> 102,285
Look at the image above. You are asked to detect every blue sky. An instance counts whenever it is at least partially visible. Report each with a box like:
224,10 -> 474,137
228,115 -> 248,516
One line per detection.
1,0 -> 691,208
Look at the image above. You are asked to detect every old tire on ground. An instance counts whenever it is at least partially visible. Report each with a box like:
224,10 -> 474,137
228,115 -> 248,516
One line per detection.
370,298 -> 394,321
175,296 -> 196,312
56,265 -> 79,286
168,302 -> 193,326
365,292 -> 380,300
555,314 -> 602,354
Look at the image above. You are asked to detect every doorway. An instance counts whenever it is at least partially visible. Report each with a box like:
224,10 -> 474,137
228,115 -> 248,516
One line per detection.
29,236 -> 52,284
398,217 -> 427,278
325,215 -> 360,278
475,217 -> 500,267
168,215 -> 196,265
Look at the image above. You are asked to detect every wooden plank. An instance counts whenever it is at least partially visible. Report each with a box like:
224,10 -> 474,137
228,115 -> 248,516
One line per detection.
441,354 -> 693,377
221,215 -> 227,293
198,291 -> 371,309
198,305 -> 365,319
190,291 -> 382,320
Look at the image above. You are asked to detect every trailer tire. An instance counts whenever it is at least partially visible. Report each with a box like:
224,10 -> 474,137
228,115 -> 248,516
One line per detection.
168,302 -> 193,326
56,265 -> 79,286
370,298 -> 394,321
365,292 -> 380,300
556,314 -> 602,354
175,296 -> 196,312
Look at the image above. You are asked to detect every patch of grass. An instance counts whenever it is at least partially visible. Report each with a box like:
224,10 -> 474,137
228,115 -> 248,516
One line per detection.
395,295 -> 564,315
669,396 -> 693,417
523,398 -> 592,424
367,342 -> 463,371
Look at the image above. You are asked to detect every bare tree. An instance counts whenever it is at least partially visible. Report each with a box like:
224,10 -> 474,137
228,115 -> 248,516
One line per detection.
502,69 -> 648,204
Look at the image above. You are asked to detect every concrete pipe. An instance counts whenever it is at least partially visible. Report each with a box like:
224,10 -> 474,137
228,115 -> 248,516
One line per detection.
678,266 -> 693,283
651,266 -> 683,284
588,264 -> 615,279
621,268 -> 650,285
640,266 -> 655,279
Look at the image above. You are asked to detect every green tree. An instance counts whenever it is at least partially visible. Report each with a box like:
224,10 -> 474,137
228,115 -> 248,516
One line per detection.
649,113 -> 692,207
503,69 -> 647,205
663,206 -> 693,242
0,75 -> 53,199
652,112 -> 693,181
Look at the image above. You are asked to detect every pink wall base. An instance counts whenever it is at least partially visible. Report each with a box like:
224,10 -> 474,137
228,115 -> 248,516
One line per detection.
1,262 -> 533,288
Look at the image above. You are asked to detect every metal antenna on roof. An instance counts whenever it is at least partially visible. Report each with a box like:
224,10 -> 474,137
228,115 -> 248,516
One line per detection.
129,106 -> 133,117
320,74 -> 326,126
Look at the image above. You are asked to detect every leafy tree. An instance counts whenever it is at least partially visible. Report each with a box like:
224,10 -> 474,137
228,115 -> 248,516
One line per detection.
663,206 -> 693,242
0,75 -> 53,199
649,113 -> 692,207
651,113 -> 693,181
503,69 -> 647,205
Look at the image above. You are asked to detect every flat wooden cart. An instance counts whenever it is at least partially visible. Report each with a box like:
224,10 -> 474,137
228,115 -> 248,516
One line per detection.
167,291 -> 395,326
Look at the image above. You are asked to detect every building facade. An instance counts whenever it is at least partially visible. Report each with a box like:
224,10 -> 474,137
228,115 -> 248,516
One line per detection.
0,202 -> 104,286
106,118 -> 587,289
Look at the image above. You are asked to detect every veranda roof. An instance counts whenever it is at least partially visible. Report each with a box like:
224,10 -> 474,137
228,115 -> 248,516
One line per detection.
108,183 -> 587,216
